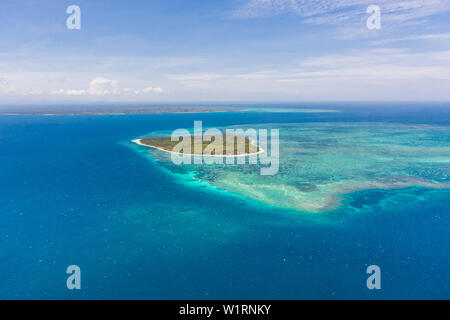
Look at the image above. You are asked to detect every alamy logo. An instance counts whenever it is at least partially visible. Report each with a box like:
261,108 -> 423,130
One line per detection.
66,5 -> 81,30
169,121 -> 279,175
66,265 -> 81,290
366,265 -> 381,290
366,5 -> 381,30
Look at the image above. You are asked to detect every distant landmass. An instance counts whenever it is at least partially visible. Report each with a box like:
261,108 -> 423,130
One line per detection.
0,107 -> 244,115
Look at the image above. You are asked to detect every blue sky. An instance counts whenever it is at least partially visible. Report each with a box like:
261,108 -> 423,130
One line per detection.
0,0 -> 449,104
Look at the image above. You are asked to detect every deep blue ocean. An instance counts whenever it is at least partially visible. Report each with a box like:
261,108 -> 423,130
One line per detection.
0,103 -> 449,299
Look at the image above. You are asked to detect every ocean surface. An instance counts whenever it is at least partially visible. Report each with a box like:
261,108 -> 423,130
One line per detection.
0,103 -> 449,299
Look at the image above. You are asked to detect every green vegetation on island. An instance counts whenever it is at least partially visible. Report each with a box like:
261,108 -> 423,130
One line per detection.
138,135 -> 261,156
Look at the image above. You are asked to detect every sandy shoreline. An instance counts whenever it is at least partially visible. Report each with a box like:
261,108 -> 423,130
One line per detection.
132,138 -> 264,157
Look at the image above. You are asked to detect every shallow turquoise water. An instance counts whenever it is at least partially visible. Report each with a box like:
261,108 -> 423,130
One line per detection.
0,104 -> 449,299
144,122 -> 450,213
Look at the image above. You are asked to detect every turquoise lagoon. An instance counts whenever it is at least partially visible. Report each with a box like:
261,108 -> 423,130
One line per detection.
140,122 -> 450,213
0,103 -> 449,299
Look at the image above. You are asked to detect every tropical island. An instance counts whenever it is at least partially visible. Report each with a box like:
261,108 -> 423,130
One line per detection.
133,135 -> 263,156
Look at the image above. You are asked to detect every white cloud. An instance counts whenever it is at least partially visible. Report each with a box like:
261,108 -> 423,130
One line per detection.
51,77 -> 119,96
370,33 -> 450,45
25,90 -> 43,95
232,0 -> 450,25
87,77 -> 120,95
51,89 -> 87,96
266,49 -> 450,81
142,86 -> 164,93
167,73 -> 225,81
123,88 -> 141,94
51,77 -> 163,96
0,77 -> 15,94
166,48 -> 450,100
